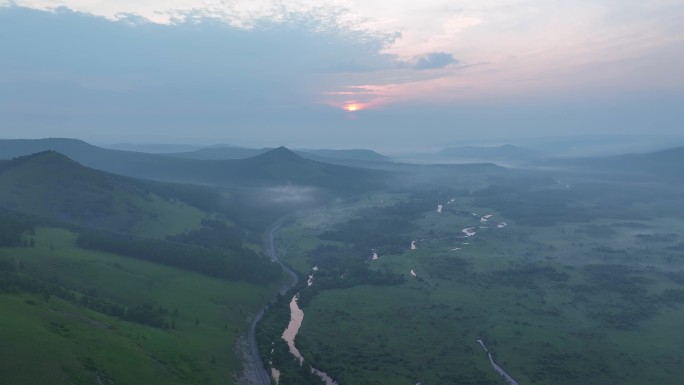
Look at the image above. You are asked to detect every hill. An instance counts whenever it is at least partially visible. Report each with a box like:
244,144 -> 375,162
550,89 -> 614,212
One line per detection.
0,223 -> 275,385
103,143 -> 209,153
297,148 -> 390,162
168,147 -> 269,160
0,151 -> 208,236
169,146 -> 392,167
220,146 -> 385,190
0,139 -> 389,192
0,138 -> 175,177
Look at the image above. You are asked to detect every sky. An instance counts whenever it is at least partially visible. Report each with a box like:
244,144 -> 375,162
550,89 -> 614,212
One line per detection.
1,0 -> 683,150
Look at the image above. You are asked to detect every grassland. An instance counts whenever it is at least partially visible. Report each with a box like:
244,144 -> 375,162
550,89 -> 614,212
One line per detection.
0,227 -> 275,385
271,178 -> 684,385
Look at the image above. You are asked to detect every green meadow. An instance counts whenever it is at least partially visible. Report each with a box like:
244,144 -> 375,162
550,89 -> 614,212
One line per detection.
0,227 -> 274,385
271,182 -> 684,385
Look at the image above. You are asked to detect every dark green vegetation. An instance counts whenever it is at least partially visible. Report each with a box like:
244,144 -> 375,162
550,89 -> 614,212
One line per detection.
256,284 -> 332,385
0,148 -> 361,234
262,160 -> 684,385
0,148 -> 317,384
0,140 -> 403,385
77,228 -> 280,284
4,137 -> 684,385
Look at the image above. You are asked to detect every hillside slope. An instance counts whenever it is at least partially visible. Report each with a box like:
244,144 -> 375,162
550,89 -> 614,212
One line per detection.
0,151 -> 207,236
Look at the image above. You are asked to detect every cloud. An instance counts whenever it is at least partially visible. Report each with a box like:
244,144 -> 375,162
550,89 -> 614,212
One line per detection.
0,6 -> 396,138
2,1 -> 684,148
413,52 -> 457,70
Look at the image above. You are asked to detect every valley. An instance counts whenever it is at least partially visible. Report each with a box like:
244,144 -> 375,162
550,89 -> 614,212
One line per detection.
3,2 -> 683,384
1,139 -> 683,385
259,168 -> 684,385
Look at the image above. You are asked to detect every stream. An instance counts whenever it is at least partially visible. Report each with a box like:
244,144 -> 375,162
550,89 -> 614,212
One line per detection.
255,221 -> 338,385
476,339 -> 520,385
247,222 -> 298,385
254,210 -> 518,385
281,292 -> 338,385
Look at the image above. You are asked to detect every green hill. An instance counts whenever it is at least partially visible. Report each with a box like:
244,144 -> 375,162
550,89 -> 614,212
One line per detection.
0,151 -> 207,237
0,225 -> 274,385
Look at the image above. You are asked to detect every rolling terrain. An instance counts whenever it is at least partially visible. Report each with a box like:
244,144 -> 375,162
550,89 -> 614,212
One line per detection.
4,138 -> 684,385
0,149 -> 288,384
0,139 -> 389,192
0,225 -> 275,385
170,146 -> 392,167
256,154 -> 684,385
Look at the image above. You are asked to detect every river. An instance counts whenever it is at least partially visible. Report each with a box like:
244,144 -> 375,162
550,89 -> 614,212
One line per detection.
476,339 -> 520,385
249,221 -> 338,385
246,222 -> 298,385
281,293 -> 338,385
250,211 -> 518,385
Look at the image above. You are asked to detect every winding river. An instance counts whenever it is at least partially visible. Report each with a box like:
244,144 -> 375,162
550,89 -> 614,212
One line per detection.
250,211 -> 519,385
281,293 -> 338,385
250,221 -> 338,385
476,339 -> 520,385
246,222 -> 298,385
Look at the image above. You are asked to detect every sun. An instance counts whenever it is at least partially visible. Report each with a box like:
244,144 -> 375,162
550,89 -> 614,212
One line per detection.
344,104 -> 361,112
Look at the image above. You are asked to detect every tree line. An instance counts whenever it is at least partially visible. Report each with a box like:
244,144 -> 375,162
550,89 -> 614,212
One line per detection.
77,229 -> 281,285
0,260 -> 175,329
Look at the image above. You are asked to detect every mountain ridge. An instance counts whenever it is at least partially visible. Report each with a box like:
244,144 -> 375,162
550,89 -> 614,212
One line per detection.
0,138 -> 389,193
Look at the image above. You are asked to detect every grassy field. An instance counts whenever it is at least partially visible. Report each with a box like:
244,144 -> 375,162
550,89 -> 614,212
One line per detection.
273,185 -> 684,385
117,193 -> 207,238
0,227 -> 275,385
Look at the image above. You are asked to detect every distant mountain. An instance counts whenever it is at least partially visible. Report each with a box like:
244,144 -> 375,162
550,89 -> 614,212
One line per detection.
438,145 -> 540,160
169,146 -> 392,167
537,146 -> 684,180
0,151 -> 214,235
297,149 -> 391,163
0,139 -> 388,193
0,138 -> 164,171
102,143 -> 217,153
169,147 -> 269,160
210,147 -> 388,192
519,134 -> 684,157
